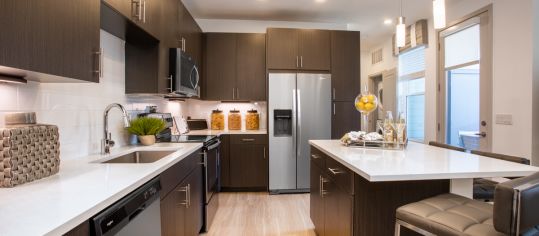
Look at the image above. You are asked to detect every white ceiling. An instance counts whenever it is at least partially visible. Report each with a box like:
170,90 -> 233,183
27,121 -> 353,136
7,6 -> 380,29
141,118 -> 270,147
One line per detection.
182,0 -> 462,50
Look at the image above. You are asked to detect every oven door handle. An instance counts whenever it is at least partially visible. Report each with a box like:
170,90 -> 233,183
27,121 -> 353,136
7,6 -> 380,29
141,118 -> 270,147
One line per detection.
206,140 -> 221,151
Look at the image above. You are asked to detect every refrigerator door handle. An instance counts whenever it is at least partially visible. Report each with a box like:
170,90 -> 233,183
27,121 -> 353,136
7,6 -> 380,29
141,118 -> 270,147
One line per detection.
292,88 -> 297,159
297,89 -> 301,158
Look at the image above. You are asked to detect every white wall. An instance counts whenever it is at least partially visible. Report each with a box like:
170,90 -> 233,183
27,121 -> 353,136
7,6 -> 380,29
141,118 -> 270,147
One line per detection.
196,19 -> 347,33
360,37 -> 398,89
532,0 -> 539,165
423,0 -> 537,160
0,31 -> 186,159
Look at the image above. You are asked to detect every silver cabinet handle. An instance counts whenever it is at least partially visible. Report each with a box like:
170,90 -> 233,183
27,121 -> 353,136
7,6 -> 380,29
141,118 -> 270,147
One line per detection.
311,154 -> 321,159
143,0 -> 147,23
320,176 -> 329,197
168,75 -> 173,93
181,37 -> 186,52
232,88 -> 235,99
263,147 -> 266,159
241,138 -> 255,142
300,56 -> 303,68
333,88 -> 336,100
177,184 -> 190,208
328,167 -> 344,175
333,103 -> 336,115
296,56 -> 299,68
93,48 -> 103,78
236,88 -> 239,100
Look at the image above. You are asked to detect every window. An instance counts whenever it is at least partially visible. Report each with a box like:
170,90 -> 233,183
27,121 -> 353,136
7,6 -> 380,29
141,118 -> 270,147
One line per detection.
398,46 -> 426,142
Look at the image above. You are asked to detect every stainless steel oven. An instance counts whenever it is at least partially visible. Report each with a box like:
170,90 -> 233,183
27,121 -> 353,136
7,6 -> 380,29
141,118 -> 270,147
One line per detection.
201,138 -> 220,232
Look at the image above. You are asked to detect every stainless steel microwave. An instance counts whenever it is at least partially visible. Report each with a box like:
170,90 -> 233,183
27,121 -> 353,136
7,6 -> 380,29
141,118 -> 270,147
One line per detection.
169,48 -> 199,97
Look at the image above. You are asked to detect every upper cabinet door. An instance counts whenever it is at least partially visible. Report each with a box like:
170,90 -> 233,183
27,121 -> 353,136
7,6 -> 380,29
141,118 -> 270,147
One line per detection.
0,0 -> 100,82
236,33 -> 266,101
143,0 -> 162,38
267,28 -> 299,70
298,29 -> 331,71
204,33 -> 237,100
331,31 -> 361,101
178,1 -> 203,67
103,0 -> 131,19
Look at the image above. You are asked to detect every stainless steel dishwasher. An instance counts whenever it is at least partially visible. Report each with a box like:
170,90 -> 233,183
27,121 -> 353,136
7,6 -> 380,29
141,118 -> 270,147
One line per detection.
91,177 -> 162,236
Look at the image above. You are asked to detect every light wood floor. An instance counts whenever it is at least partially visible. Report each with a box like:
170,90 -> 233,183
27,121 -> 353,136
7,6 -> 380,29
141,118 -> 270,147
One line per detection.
201,192 -> 316,236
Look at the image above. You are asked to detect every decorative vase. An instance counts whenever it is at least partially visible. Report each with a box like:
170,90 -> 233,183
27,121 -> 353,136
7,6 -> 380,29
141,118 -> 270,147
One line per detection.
354,86 -> 379,132
138,135 -> 156,146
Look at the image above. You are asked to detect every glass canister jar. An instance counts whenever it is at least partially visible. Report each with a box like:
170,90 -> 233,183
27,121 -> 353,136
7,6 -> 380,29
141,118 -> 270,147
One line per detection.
211,109 -> 224,130
228,109 -> 241,130
246,109 -> 260,130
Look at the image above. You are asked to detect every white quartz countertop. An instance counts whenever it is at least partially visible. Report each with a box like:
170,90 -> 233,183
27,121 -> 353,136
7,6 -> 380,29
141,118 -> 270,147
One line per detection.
0,143 -> 203,236
309,140 -> 539,182
185,129 -> 267,136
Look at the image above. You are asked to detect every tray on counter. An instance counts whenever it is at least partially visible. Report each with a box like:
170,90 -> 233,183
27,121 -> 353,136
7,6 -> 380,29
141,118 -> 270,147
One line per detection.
342,139 -> 408,150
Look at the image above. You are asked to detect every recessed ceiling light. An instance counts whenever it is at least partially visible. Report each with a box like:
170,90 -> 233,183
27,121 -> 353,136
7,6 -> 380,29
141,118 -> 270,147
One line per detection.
384,19 -> 393,25
315,0 -> 326,3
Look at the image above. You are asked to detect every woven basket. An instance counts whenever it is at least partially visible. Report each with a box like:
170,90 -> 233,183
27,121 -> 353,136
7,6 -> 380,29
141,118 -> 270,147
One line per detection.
0,124 -> 60,187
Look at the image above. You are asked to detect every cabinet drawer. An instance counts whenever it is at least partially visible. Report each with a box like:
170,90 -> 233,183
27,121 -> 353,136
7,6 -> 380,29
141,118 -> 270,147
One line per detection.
310,147 -> 326,169
231,134 -> 268,145
325,157 -> 354,195
160,149 -> 202,199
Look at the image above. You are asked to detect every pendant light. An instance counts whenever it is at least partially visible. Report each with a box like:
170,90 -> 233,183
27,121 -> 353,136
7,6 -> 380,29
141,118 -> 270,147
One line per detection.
433,0 -> 446,29
395,0 -> 406,47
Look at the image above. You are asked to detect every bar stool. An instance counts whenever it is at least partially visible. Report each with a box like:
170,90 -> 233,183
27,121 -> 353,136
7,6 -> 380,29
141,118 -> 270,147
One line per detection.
394,172 -> 539,236
471,150 -> 530,201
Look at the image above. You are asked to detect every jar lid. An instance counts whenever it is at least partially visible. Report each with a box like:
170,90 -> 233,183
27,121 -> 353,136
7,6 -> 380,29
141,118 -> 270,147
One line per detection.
229,109 -> 240,113
212,109 -> 222,113
247,109 -> 258,113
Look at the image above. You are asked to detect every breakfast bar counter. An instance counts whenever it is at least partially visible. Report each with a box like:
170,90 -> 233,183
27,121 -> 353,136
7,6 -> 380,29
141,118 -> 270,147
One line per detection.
308,140 -> 538,236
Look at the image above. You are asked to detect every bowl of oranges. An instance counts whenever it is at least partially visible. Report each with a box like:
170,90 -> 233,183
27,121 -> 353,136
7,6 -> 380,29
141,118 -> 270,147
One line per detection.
354,92 -> 378,115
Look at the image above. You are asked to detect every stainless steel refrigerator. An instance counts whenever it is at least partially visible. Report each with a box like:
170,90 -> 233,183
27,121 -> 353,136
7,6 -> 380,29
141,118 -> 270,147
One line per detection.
269,73 -> 331,193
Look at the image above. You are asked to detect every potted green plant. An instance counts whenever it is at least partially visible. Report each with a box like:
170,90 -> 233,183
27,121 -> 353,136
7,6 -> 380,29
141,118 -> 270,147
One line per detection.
127,117 -> 166,146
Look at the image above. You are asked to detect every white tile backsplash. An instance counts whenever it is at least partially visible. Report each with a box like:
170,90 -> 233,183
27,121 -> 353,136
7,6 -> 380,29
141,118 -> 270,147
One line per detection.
0,30 -> 185,159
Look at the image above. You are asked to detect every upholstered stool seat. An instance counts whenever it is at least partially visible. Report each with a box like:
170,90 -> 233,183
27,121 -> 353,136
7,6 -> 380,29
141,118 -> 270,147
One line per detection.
396,193 -> 504,236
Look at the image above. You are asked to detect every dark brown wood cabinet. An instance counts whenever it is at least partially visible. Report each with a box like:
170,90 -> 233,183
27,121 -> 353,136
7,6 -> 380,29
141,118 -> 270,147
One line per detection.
332,101 -> 361,139
310,146 -> 354,236
204,33 -> 237,100
160,151 -> 204,236
331,31 -> 361,101
204,33 -> 266,101
103,0 -> 161,38
267,28 -> 330,71
178,2 -> 203,67
310,164 -> 326,236
236,33 -> 267,101
219,135 -> 231,187
220,134 -> 268,190
0,0 -> 101,82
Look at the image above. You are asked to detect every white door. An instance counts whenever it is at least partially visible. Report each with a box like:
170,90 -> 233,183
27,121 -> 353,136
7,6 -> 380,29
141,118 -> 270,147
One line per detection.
438,11 -> 492,151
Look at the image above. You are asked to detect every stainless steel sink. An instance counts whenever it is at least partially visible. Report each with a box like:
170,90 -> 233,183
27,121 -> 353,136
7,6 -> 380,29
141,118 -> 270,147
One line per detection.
101,151 -> 175,164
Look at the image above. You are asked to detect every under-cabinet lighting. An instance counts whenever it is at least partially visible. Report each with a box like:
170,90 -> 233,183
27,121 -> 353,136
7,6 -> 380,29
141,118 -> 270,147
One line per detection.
0,73 -> 27,84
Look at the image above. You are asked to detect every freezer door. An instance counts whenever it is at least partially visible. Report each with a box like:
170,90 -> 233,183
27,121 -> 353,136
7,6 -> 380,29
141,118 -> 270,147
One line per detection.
269,73 -> 297,191
296,73 -> 331,189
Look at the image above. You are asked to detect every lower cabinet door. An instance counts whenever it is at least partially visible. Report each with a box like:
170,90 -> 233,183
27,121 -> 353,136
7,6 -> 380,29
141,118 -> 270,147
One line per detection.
161,185 -> 186,236
230,144 -> 268,188
161,167 -> 203,236
324,177 -> 353,236
310,164 -> 325,236
186,166 -> 204,236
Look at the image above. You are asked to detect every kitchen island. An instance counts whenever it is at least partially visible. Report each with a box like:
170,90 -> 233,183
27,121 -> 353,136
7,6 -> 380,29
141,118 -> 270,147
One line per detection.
308,140 -> 539,236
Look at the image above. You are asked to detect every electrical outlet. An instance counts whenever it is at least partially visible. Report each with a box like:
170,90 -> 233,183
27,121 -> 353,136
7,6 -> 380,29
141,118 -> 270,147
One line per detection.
495,114 -> 513,125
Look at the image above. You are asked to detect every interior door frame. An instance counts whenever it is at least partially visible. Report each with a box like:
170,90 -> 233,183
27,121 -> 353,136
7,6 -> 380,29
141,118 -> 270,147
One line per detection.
436,5 -> 493,151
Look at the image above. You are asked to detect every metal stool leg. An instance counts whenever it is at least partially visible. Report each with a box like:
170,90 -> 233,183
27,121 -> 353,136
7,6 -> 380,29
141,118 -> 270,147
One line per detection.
395,221 -> 401,236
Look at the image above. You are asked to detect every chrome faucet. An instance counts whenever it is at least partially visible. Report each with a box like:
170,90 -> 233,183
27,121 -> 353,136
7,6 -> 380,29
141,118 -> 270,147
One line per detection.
102,103 -> 131,154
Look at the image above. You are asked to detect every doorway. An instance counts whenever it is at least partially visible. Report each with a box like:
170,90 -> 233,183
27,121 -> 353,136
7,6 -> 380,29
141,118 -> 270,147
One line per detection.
438,8 -> 492,151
